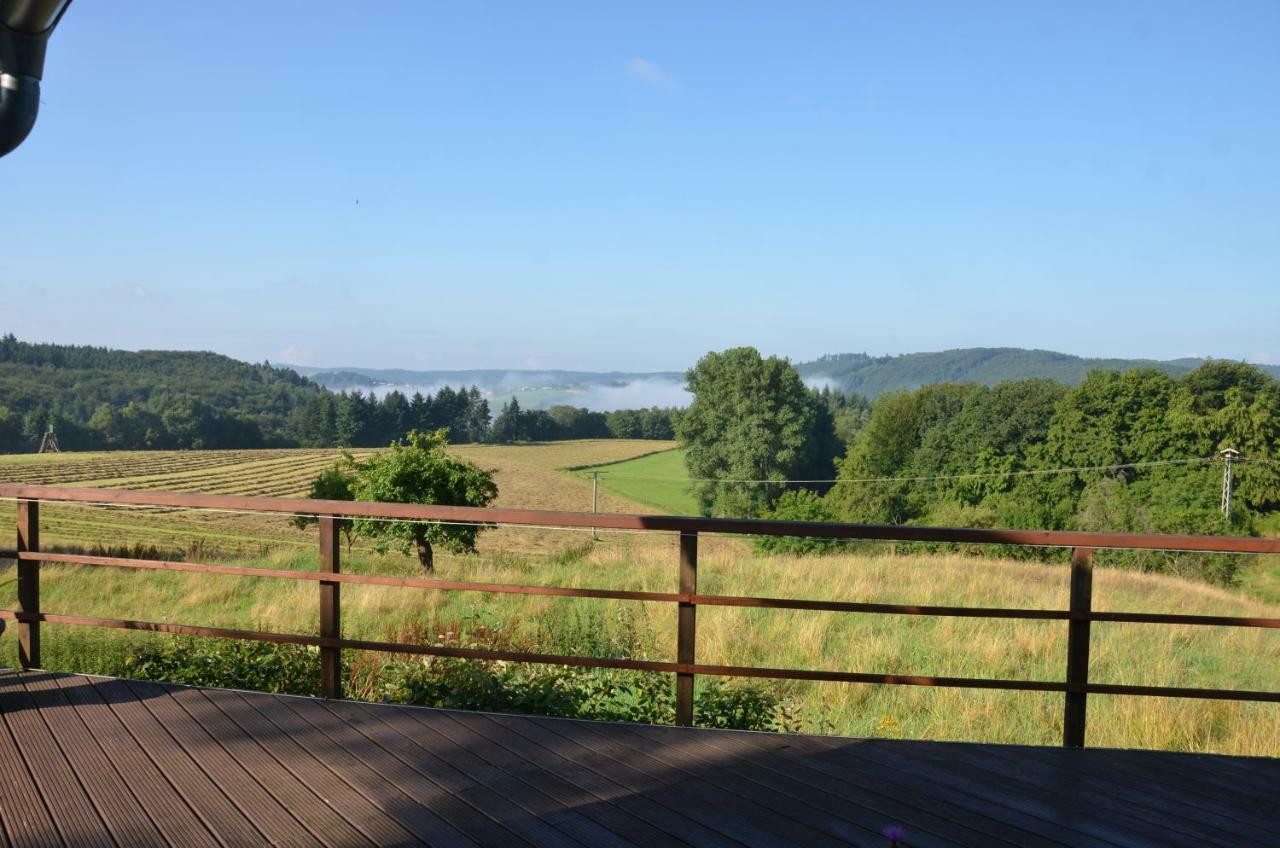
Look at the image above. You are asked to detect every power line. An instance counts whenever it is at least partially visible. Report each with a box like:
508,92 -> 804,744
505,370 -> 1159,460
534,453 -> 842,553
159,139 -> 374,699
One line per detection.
590,456 -> 1219,485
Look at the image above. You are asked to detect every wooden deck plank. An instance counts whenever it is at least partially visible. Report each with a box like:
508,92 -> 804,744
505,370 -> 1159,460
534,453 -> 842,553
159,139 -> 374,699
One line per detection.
623,720 -> 1041,848
764,734 -> 1126,848
19,672 -> 169,847
81,675 -> 269,846
275,693 -> 532,847
808,737 -> 1203,848
888,739 -> 1239,847
678,723 -> 1085,848
254,693 -> 481,848
487,712 -> 767,848
965,741 -> 1278,844
411,708 -> 687,848
0,673 -> 113,848
377,704 -> 641,848
198,691 -> 419,848
323,697 -> 588,848
118,677 -> 322,847
1,671 -> 1276,848
166,685 -> 375,847
583,720 -> 891,847
1090,745 -> 1275,808
1083,748 -> 1280,832
528,715 -> 844,848
481,711 -> 745,848
49,674 -> 222,848
0,676 -> 62,847
445,710 -> 695,848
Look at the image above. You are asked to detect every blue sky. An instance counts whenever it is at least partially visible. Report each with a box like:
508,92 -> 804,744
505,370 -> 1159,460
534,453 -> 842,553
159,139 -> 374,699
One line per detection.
3,1 -> 1277,371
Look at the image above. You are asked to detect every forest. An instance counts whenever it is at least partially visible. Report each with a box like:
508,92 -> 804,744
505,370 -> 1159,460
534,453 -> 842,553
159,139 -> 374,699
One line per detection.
679,348 -> 1280,582
0,335 -> 678,451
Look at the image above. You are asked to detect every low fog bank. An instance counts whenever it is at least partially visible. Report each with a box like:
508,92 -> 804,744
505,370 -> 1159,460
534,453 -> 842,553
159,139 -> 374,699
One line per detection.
803,375 -> 839,392
571,379 -> 691,411
355,377 -> 691,412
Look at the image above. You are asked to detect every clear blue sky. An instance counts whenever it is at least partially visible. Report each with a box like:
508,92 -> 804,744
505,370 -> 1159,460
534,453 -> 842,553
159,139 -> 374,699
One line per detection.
4,1 -> 1277,371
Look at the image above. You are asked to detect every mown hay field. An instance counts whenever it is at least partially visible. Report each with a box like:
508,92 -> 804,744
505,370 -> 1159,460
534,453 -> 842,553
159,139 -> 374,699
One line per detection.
0,441 -> 1277,754
0,440 -> 676,556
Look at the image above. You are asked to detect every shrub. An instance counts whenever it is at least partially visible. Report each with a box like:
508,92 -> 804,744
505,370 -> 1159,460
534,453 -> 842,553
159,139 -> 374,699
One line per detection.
122,637 -> 321,696
753,489 -> 844,555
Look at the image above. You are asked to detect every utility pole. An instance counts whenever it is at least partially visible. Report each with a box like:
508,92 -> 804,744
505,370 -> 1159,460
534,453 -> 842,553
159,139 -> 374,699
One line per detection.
1220,448 -> 1241,520
591,472 -> 599,541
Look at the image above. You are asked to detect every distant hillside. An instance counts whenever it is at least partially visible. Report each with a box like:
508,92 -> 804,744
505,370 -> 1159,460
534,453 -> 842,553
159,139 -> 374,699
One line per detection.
795,348 -> 1280,397
293,349 -> 1280,406
0,335 -> 325,451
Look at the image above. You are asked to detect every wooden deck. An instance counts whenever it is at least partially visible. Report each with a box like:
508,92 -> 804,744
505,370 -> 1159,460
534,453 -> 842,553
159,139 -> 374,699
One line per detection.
0,671 -> 1275,847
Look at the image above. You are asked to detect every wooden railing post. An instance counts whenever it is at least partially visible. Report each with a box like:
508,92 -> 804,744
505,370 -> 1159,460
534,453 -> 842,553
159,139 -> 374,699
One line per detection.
1063,546 -> 1093,748
17,498 -> 40,670
675,530 -> 698,726
319,516 -> 342,699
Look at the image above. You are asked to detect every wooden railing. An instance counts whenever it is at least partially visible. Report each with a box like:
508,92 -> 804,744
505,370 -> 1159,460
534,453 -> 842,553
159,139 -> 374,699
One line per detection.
2,483 -> 1278,748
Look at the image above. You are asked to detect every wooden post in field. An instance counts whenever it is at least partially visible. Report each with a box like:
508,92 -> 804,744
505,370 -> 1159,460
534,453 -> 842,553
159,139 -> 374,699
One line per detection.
17,499 -> 40,670
1063,546 -> 1093,748
319,516 -> 342,699
591,472 -> 599,541
675,530 -> 698,726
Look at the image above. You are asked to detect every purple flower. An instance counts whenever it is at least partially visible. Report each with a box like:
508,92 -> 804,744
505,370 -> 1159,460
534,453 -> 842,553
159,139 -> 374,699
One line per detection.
882,825 -> 906,845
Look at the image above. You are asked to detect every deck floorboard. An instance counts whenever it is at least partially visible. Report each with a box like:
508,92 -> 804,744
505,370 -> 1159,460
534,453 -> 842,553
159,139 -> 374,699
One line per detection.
0,670 -> 1275,847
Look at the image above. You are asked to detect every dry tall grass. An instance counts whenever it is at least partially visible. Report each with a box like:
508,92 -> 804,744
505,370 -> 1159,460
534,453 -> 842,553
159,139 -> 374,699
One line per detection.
8,533 -> 1274,755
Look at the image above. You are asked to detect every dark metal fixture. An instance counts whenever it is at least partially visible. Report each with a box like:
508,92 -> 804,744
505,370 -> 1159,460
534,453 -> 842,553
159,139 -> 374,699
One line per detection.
0,0 -> 72,157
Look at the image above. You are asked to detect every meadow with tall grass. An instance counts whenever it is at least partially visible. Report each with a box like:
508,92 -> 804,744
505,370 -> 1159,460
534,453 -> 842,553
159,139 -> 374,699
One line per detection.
2,525 -> 1275,755
1,441 -> 1276,754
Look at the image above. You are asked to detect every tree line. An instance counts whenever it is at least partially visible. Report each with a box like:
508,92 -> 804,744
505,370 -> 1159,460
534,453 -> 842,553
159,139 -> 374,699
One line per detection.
294,388 -> 679,448
679,347 -> 1280,582
0,335 -> 680,452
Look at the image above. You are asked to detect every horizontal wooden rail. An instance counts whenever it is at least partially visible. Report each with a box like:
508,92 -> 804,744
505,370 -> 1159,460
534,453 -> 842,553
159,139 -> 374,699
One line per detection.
4,484 -> 1278,748
15,550 -> 1280,629
4,483 -> 1280,553
12,551 -> 686,605
1,609 -> 1275,703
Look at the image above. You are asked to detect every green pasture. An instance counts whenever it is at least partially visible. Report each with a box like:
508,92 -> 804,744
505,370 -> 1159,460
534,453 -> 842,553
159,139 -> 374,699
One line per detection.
572,448 -> 697,514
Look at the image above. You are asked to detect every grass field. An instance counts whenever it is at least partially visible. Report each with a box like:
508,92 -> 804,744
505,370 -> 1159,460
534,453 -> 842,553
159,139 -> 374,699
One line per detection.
0,441 -> 673,557
0,441 -> 1277,754
571,447 -> 697,514
1,539 -> 1275,755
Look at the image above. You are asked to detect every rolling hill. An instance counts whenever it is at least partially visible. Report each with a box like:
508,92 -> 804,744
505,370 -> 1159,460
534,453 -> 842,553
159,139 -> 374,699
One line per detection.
794,348 -> 1280,396
291,348 -> 1280,404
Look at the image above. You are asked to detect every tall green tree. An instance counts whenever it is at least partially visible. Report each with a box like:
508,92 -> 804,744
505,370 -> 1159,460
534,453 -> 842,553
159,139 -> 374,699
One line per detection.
677,347 -> 837,517
490,397 -> 523,443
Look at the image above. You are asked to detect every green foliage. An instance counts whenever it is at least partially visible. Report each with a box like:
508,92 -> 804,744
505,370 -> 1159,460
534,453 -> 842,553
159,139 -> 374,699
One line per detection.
574,448 -> 697,514
678,347 -> 838,518
289,461 -> 357,547
695,679 -> 800,732
822,362 -> 1280,585
754,490 -> 845,555
346,429 -> 499,570
381,657 -> 795,731
122,637 -> 321,696
0,334 -> 321,451
604,407 -> 679,440
0,335 -> 676,452
490,397 -> 524,443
